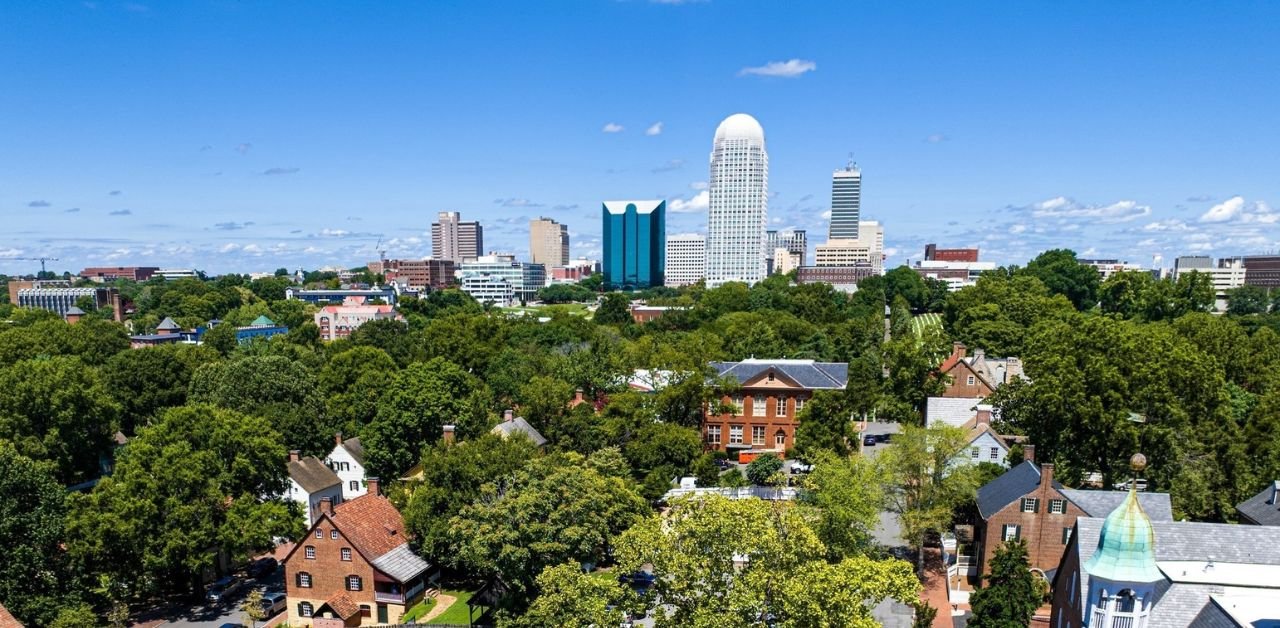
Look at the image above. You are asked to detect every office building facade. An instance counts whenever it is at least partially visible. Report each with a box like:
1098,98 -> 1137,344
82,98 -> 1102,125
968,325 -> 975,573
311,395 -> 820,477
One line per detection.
766,229 -> 807,274
705,113 -> 769,287
829,163 -> 861,240
368,258 -> 455,290
665,234 -> 706,288
529,217 -> 570,267
602,200 -> 665,289
458,254 -> 546,305
431,211 -> 484,263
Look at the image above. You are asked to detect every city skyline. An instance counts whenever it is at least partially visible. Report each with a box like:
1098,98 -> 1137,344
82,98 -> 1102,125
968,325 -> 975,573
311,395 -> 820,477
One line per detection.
3,2 -> 1280,275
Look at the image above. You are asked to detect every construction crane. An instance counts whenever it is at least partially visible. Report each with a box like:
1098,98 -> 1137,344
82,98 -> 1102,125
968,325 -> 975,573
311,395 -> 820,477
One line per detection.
13,257 -> 60,275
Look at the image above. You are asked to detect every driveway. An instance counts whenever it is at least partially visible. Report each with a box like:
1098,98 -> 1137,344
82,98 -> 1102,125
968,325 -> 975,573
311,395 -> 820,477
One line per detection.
159,569 -> 284,628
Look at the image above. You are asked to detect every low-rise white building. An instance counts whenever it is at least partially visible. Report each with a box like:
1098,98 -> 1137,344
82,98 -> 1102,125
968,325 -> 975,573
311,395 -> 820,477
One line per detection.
286,450 -> 343,528
324,434 -> 368,500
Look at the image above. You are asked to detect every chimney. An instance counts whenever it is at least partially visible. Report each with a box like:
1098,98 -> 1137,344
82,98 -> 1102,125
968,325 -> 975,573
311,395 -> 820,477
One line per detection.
366,477 -> 381,496
1023,444 -> 1035,463
974,405 -> 992,426
442,425 -> 456,445
335,432 -> 343,446
288,449 -> 300,463
952,342 -> 967,359
320,496 -> 335,516
504,409 -> 514,422
973,348 -> 985,361
574,389 -> 585,404
1039,463 -> 1054,489
1271,480 -> 1279,505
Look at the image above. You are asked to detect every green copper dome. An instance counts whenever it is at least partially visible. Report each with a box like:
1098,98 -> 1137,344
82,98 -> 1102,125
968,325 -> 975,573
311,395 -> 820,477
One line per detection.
1083,486 -> 1162,583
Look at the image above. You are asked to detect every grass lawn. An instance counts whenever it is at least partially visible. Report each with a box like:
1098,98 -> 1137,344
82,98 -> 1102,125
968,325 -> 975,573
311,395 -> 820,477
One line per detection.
425,589 -> 476,625
911,312 -> 942,337
400,597 -> 435,623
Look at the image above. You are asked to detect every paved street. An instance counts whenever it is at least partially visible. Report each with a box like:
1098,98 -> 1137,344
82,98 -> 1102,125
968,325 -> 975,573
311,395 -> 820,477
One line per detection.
860,421 -> 917,628
159,569 -> 283,628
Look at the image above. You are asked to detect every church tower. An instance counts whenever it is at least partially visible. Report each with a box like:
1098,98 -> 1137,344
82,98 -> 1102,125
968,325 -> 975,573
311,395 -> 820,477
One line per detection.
1082,454 -> 1160,627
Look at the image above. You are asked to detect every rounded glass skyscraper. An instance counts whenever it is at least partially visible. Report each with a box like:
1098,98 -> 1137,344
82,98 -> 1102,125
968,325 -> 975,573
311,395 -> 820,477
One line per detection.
705,113 -> 768,288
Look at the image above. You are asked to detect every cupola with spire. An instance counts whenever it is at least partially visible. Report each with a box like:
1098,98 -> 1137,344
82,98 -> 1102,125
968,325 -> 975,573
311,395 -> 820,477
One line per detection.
1082,454 -> 1160,627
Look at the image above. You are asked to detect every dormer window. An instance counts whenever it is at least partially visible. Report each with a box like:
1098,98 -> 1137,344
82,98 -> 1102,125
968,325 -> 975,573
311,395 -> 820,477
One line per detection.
767,371 -> 775,382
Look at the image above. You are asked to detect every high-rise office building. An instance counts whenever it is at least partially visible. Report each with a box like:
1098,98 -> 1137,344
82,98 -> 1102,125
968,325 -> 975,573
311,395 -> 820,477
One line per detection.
431,211 -> 484,262
829,162 -> 861,241
665,234 -> 706,288
766,229 -> 807,274
529,217 -> 570,267
602,200 -> 665,289
705,113 -> 768,287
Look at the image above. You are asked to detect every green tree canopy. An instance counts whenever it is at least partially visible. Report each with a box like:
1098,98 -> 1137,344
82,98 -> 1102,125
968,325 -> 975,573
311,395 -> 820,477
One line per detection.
0,443 -> 76,626
968,538 -> 1043,628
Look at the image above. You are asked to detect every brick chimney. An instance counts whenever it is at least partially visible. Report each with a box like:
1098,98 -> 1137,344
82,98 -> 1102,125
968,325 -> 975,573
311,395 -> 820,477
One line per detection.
335,432 -> 343,446
973,348 -> 985,361
974,405 -> 992,426
574,389 -> 585,404
320,496 -> 335,516
288,449 -> 300,463
366,477 -> 380,496
1023,444 -> 1035,463
442,425 -> 456,445
952,342 -> 967,359
503,409 -> 514,422
1039,463 -> 1054,489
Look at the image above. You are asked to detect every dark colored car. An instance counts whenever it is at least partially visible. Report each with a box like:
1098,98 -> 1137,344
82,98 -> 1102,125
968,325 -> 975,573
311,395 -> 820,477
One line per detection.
206,576 -> 242,604
880,433 -> 893,443
863,435 -> 877,446
247,556 -> 278,579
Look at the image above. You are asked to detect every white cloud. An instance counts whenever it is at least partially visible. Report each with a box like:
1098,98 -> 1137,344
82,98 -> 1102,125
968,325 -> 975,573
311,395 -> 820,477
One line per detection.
669,190 -> 709,213
820,209 -> 832,219
602,123 -> 624,133
645,122 -> 663,136
925,133 -> 949,143
1142,219 -> 1190,232
319,228 -> 350,237
738,59 -> 817,78
690,181 -> 708,190
1200,196 -> 1244,223
219,243 -> 240,253
1009,224 -> 1027,234
242,244 -> 263,255
1026,197 -> 1150,223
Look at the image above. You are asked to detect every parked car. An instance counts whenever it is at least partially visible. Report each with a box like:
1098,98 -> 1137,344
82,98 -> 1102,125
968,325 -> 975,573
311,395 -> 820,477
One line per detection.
247,556 -> 278,579
260,589 -> 287,616
206,576 -> 242,604
877,433 -> 893,443
862,435 -> 877,446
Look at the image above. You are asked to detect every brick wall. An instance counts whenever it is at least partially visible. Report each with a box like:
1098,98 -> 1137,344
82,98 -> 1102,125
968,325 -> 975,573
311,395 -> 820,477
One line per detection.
286,510 -> 376,626
942,362 -> 994,398
1049,529 -> 1084,628
979,465 -> 1083,576
703,391 -> 806,452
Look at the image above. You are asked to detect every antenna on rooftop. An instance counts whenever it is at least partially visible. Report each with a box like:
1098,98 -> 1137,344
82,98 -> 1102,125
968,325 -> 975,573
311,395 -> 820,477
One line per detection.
847,152 -> 855,170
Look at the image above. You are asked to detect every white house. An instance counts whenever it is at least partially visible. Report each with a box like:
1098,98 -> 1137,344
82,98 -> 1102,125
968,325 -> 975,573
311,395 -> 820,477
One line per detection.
940,405 -> 1011,468
324,434 -> 368,500
286,450 -> 343,528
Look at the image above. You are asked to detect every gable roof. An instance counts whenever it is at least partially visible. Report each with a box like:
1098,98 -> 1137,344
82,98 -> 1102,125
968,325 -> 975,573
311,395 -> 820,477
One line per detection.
339,436 -> 366,467
977,461 -> 1061,519
371,543 -> 432,582
1060,488 -> 1174,522
1236,481 -> 1280,526
288,457 -> 341,493
330,493 -> 411,560
926,396 -> 983,427
248,314 -> 277,327
156,316 -> 181,331
491,416 -> 548,447
963,420 -> 1007,449
0,602 -> 22,628
710,359 -> 849,390
321,592 -> 361,621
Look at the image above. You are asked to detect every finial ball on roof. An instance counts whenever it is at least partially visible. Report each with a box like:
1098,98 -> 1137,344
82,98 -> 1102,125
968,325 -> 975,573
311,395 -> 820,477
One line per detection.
1130,453 -> 1147,472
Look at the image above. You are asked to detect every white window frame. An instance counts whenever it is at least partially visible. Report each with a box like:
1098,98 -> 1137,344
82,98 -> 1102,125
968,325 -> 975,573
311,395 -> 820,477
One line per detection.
347,575 -> 362,591
1022,497 -> 1038,513
706,425 -> 721,444
298,572 -> 312,588
990,447 -> 999,460
732,396 -> 744,416
794,397 -> 805,413
304,545 -> 315,559
752,394 -> 766,417
970,446 -> 980,459
729,425 -> 744,445
1002,524 -> 1020,542
966,375 -> 976,386
350,480 -> 359,492
331,529 -> 339,540
315,529 -> 323,539
775,395 -> 786,416
751,425 -> 766,446
341,547 -> 352,561
299,601 -> 313,617
1050,499 -> 1066,514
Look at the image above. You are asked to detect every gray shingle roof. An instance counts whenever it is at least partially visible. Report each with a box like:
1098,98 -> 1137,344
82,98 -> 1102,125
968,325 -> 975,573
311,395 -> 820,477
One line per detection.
491,416 -> 548,447
156,316 -> 181,331
925,396 -> 983,427
340,436 -> 366,467
977,461 -> 1059,519
288,457 -> 341,493
1059,488 -> 1174,521
1068,517 -> 1280,627
709,359 -> 849,390
1235,481 -> 1280,526
370,543 -> 432,583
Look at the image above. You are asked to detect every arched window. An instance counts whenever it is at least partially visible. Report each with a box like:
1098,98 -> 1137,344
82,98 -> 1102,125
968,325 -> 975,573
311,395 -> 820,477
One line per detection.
296,571 -> 312,588
1116,589 -> 1137,613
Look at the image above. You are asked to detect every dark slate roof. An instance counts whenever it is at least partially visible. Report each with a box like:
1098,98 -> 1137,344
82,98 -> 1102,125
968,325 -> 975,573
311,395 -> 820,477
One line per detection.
976,461 -> 1062,520
65,306 -> 86,316
288,457 -> 341,493
1236,481 -> 1280,526
1069,517 -> 1280,627
340,436 -> 366,467
156,316 -> 181,330
491,417 -> 548,447
709,359 -> 849,390
1059,488 -> 1174,521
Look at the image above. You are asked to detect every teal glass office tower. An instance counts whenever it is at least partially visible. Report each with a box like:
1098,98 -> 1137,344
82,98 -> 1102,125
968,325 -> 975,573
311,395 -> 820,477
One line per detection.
602,200 -> 665,289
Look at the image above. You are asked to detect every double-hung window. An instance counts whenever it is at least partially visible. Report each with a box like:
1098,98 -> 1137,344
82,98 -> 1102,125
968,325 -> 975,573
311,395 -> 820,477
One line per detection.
1049,499 -> 1066,514
752,395 -> 766,417
751,426 -> 765,446
706,425 -> 721,444
1002,524 -> 1020,542
775,396 -> 786,416
729,425 -> 744,445
1021,497 -> 1039,513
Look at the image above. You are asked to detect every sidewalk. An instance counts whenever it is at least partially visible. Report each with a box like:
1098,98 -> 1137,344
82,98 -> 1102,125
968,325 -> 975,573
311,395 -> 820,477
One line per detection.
918,547 -> 967,628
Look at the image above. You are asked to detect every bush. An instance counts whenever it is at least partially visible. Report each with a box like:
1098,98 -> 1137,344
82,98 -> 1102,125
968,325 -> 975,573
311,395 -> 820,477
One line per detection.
746,453 -> 783,486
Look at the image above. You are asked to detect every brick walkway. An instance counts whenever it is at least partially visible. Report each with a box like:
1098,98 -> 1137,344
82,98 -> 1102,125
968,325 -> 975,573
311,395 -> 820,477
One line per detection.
918,547 -> 965,628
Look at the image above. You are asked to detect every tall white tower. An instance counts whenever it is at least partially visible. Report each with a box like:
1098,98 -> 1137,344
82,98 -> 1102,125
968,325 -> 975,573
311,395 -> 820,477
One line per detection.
705,113 -> 768,288
829,160 -> 861,240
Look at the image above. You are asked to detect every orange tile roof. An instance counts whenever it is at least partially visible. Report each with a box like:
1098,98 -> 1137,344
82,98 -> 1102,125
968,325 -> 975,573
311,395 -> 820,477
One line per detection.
331,493 -> 409,560
323,592 -> 361,620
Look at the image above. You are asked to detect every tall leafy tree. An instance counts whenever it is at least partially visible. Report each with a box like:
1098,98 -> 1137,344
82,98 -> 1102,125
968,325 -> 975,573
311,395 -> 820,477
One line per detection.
506,563 -> 638,628
189,354 -> 330,455
968,539 -> 1042,628
1021,249 -> 1100,311
66,404 -> 296,598
102,344 -> 220,435
0,443 -> 75,626
800,451 -> 883,560
879,423 -> 977,574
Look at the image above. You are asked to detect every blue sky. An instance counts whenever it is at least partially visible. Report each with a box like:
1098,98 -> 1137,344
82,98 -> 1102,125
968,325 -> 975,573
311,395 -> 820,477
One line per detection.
2,1 -> 1279,275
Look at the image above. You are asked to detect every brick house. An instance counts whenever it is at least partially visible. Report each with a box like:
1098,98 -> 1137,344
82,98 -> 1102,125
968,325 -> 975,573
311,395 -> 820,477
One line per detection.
283,478 -> 437,627
973,461 -> 1172,578
937,342 -> 1023,398
702,359 -> 848,454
